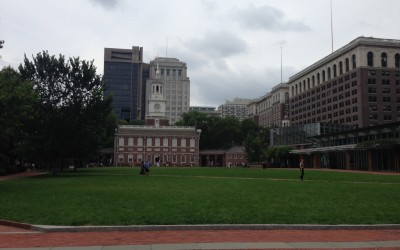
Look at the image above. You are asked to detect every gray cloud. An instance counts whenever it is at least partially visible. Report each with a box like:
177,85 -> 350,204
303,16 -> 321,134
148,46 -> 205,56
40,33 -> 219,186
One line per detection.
89,0 -> 121,9
234,4 -> 311,32
188,31 -> 248,58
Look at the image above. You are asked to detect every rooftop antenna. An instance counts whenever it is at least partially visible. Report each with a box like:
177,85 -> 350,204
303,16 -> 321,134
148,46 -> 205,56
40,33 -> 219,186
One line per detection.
330,0 -> 334,53
280,45 -> 283,83
166,37 -> 168,58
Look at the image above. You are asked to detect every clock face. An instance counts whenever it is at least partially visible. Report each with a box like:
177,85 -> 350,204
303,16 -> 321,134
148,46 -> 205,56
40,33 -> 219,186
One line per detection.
154,103 -> 161,111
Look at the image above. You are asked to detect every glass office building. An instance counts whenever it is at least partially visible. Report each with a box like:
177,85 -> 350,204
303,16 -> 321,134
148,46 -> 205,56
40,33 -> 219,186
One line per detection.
104,47 -> 149,121
270,123 -> 353,147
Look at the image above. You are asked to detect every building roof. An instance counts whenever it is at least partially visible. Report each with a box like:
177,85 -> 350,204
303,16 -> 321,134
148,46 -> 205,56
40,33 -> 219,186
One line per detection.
116,125 -> 199,137
289,36 -> 400,82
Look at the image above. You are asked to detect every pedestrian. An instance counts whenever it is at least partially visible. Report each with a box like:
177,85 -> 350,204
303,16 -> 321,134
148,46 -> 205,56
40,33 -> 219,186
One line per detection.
144,161 -> 150,176
139,161 -> 145,175
299,159 -> 305,181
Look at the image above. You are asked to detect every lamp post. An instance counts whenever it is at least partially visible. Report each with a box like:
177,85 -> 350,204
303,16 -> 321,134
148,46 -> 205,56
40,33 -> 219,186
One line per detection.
196,129 -> 202,166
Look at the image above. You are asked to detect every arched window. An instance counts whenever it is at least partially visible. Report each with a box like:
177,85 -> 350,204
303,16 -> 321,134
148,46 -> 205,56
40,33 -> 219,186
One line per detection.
327,67 -> 331,80
285,92 -> 289,103
322,70 -> 326,82
312,75 -> 315,87
381,52 -> 387,67
339,61 -> 343,75
317,73 -> 320,84
352,54 -> 356,69
345,58 -> 349,72
367,52 -> 374,66
295,84 -> 298,95
395,53 -> 400,68
333,64 -> 337,77
307,78 -> 310,89
303,80 -> 306,91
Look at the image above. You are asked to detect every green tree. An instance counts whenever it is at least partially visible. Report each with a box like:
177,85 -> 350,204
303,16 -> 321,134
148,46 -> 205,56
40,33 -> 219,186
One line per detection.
0,67 -> 36,168
244,134 -> 263,162
265,145 -> 293,166
240,118 -> 260,138
212,116 -> 241,149
176,111 -> 220,149
18,51 -> 116,173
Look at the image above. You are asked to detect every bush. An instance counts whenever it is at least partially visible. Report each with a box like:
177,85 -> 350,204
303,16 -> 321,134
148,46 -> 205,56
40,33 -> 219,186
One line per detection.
0,167 -> 6,176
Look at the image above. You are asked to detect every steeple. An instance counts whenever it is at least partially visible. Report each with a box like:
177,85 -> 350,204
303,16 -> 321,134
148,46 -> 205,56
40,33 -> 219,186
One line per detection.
155,60 -> 161,79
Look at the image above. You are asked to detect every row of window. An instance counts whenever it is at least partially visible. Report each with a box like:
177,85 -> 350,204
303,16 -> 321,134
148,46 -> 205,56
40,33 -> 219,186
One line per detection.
368,105 -> 399,111
293,115 -> 359,124
292,90 -> 358,111
292,63 -> 358,96
292,52 -> 400,96
118,137 -> 196,147
118,153 -> 196,164
368,114 -> 393,121
368,79 -> 400,85
368,96 -> 400,103
367,52 -> 400,67
368,88 -> 400,94
155,68 -> 183,77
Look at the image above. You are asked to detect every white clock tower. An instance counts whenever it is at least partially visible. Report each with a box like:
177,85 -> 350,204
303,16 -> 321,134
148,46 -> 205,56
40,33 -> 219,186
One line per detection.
146,61 -> 168,126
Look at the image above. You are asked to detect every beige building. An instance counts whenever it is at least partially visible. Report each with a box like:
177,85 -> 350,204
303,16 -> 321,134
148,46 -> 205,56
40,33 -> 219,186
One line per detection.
248,83 -> 290,128
147,57 -> 190,125
218,98 -> 251,121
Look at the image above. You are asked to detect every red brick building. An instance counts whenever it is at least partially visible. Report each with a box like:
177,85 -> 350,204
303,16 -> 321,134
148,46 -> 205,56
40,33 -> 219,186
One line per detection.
114,125 -> 201,167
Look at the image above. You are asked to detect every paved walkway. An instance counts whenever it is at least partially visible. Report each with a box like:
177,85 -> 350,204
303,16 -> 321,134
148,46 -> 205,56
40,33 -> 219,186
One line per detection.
1,223 -> 400,249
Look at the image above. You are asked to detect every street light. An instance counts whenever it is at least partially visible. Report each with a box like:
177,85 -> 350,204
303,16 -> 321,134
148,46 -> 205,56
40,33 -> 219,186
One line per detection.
196,129 -> 202,166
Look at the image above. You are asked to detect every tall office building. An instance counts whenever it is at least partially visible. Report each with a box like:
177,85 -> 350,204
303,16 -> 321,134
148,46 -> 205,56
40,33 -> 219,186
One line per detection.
288,37 -> 400,128
218,98 -> 252,121
146,57 -> 190,125
104,47 -> 149,121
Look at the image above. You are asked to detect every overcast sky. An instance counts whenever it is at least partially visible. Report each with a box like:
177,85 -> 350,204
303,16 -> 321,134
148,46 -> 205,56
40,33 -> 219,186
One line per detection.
1,0 -> 400,107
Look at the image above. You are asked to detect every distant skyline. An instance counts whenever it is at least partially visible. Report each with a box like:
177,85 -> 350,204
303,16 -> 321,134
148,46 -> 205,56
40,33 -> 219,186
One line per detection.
1,0 -> 400,107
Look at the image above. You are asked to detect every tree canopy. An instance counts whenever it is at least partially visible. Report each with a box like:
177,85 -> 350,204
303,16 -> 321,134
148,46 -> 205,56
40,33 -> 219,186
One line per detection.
0,67 -> 36,167
18,51 -> 116,172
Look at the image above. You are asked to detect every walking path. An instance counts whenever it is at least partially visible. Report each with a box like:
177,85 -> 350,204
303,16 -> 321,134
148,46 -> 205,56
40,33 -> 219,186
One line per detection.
1,171 -> 400,249
1,223 -> 400,249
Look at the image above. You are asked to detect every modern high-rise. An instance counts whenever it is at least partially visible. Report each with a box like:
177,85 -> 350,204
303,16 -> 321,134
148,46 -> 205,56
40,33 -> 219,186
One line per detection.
146,57 -> 190,125
104,47 -> 149,121
288,37 -> 400,128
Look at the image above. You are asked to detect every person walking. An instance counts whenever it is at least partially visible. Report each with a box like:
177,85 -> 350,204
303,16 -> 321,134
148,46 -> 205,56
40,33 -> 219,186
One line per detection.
144,161 -> 151,176
299,159 -> 305,181
139,161 -> 145,175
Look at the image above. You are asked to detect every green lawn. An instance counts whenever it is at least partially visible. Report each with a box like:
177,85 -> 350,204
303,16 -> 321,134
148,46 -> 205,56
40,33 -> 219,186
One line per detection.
1,167 -> 399,226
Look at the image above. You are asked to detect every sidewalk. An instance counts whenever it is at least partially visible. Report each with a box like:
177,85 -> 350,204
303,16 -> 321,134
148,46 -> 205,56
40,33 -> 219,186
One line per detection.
1,223 -> 400,249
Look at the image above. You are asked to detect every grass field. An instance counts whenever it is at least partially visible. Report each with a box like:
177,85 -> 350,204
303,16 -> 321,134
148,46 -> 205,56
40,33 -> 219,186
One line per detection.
1,167 -> 399,226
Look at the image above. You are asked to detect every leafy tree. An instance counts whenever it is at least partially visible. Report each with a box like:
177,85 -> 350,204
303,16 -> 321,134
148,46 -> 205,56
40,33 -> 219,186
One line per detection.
244,134 -> 263,162
176,111 -> 221,149
0,67 -> 36,167
240,118 -> 260,138
18,51 -> 116,173
265,145 -> 293,165
211,116 -> 242,149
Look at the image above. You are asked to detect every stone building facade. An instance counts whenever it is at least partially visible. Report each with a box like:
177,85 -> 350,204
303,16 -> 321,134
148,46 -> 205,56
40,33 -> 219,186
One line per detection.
248,83 -> 290,128
288,37 -> 400,128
